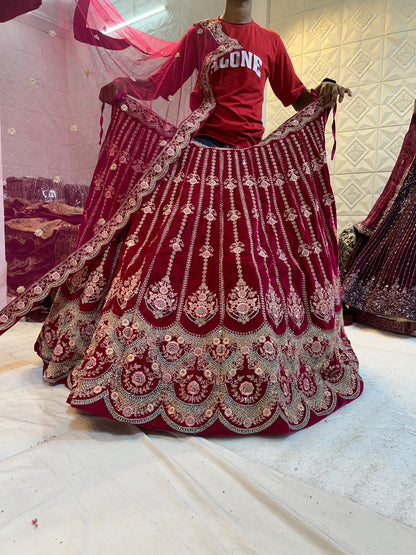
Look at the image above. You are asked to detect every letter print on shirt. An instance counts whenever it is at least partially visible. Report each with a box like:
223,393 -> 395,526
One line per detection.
212,50 -> 263,78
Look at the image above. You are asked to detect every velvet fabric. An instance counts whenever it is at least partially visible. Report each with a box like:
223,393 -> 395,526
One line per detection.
0,0 -> 42,22
0,6 -> 363,434
27,96 -> 362,435
341,100 -> 416,336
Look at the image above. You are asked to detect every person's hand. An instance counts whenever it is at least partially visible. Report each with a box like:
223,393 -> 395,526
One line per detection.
317,80 -> 352,106
99,77 -> 130,104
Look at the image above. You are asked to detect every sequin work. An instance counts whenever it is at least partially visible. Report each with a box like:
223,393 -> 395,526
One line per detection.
341,101 -> 416,337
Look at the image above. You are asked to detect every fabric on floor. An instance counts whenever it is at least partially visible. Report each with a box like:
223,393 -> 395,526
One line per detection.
0,322 -> 415,554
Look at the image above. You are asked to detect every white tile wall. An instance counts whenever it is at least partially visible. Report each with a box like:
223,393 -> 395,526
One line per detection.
267,0 -> 416,232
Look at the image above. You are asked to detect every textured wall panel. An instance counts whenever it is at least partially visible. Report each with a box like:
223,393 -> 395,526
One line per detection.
268,0 -> 416,231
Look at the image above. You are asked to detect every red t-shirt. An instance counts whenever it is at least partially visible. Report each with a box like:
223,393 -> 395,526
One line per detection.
198,18 -> 305,147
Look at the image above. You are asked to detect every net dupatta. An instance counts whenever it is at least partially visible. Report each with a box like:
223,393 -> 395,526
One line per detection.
71,0 -> 237,126
0,0 -> 243,332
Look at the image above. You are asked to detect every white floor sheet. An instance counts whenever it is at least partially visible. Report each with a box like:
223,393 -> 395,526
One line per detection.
0,321 -> 415,554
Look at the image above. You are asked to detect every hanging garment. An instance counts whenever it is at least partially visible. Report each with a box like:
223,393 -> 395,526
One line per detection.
341,100 -> 416,336
0,0 -> 42,22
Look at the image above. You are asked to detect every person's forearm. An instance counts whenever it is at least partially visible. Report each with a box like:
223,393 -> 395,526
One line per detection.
292,79 -> 352,111
292,88 -> 315,111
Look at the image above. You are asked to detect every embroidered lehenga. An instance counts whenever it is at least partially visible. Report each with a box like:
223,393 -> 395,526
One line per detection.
341,101 -> 416,336
0,0 -> 362,434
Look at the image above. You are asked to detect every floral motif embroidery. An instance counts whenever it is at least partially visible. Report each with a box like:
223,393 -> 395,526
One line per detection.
298,244 -> 312,257
224,177 -> 237,190
323,193 -> 335,206
267,213 -> 278,225
258,177 -> 272,188
81,269 -> 108,304
204,207 -> 217,221
227,209 -> 241,222
310,282 -> 335,322
181,203 -> 195,215
276,249 -> 287,261
199,245 -> 214,259
145,276 -> 177,318
312,158 -> 323,172
185,284 -> 218,327
163,203 -> 173,216
304,335 -> 329,359
68,268 -> 89,291
132,159 -> 146,173
206,176 -> 219,188
301,204 -> 312,218
228,374 -> 264,405
206,335 -> 235,365
93,171 -> 105,189
312,241 -> 322,255
115,275 -> 141,308
187,173 -> 200,186
142,200 -> 156,214
255,335 -> 278,362
302,161 -> 311,175
273,173 -> 285,187
266,287 -> 284,326
287,169 -> 299,182
169,237 -> 184,252
287,288 -> 305,327
284,208 -> 298,222
227,279 -> 260,324
243,175 -> 255,188
158,334 -> 188,362
118,151 -> 130,164
230,241 -> 244,255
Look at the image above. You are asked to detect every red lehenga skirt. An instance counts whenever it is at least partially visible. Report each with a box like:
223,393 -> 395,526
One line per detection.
0,98 -> 363,434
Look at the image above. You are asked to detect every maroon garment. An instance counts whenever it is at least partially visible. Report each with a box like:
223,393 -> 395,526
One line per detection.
0,0 -> 42,22
358,100 -> 416,235
341,100 -> 416,336
0,11 -> 362,434
28,99 -> 361,435
4,199 -> 82,295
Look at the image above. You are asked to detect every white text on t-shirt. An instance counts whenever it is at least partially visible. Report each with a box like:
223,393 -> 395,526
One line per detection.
211,50 -> 263,78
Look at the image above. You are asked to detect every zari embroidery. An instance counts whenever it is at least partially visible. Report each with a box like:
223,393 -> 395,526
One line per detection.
185,284 -> 218,327
145,276 -> 177,319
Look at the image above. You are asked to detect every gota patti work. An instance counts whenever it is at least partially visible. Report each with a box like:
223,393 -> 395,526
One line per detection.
0,13 -> 362,435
